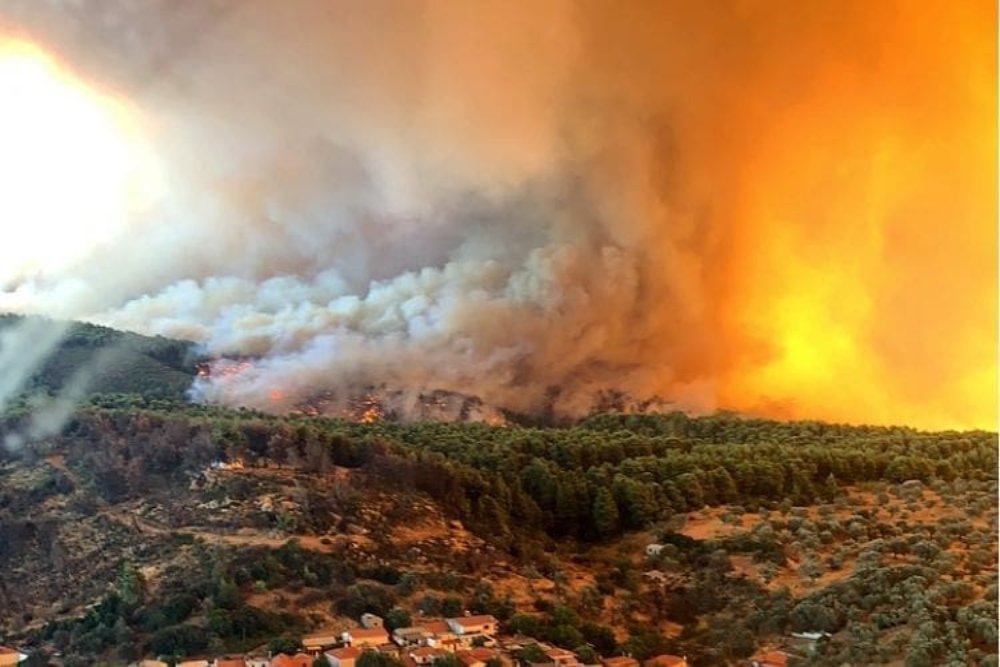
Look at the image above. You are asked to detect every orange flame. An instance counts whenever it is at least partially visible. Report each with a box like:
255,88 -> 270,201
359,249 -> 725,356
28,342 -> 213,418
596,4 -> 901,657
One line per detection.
700,2 -> 998,431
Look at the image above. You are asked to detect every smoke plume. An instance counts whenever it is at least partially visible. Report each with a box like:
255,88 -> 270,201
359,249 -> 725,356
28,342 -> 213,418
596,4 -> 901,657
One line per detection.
0,1 -> 995,428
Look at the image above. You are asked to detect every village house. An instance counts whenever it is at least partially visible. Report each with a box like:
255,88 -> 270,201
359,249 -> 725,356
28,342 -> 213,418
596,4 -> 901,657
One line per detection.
788,631 -> 829,656
271,654 -> 314,667
643,656 -> 687,667
304,630 -> 342,652
544,647 -> 581,667
423,620 -> 460,650
361,613 -> 385,629
128,661 -> 167,667
393,625 -> 435,647
0,646 -> 28,667
178,659 -> 211,667
446,615 -> 499,641
343,626 -> 390,647
456,647 -> 505,667
601,657 -> 639,667
244,655 -> 271,667
214,658 -> 248,667
748,651 -> 789,667
377,643 -> 401,658
408,646 -> 449,666
325,646 -> 362,667
455,652 -> 486,667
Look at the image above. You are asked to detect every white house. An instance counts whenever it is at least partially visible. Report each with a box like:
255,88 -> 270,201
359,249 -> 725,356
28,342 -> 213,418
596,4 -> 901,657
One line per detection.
645,543 -> 665,557
408,647 -> 448,666
446,615 -> 498,636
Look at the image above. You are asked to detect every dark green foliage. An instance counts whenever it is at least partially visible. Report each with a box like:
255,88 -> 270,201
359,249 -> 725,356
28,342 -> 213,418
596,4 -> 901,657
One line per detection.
335,582 -> 397,618
269,637 -> 302,655
357,651 -> 404,667
148,623 -> 210,656
384,608 -> 412,631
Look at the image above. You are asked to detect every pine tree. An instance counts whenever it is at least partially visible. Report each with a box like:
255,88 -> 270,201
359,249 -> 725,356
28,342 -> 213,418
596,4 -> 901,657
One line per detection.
593,487 -> 620,538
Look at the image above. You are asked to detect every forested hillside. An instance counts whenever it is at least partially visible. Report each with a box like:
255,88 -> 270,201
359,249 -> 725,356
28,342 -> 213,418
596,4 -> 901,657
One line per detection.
0,315 -> 197,400
0,398 -> 995,665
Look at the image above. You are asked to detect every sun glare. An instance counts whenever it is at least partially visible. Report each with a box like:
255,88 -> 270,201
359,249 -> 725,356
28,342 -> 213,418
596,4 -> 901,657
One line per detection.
0,37 -> 157,285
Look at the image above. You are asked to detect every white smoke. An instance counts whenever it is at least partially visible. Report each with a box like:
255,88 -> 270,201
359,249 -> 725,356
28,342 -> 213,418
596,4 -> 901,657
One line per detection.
0,0 -> 719,418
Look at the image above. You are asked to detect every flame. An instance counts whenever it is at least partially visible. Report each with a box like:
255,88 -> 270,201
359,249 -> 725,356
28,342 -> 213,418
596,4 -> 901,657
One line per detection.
357,394 -> 383,424
707,1 -> 997,431
0,34 -> 160,285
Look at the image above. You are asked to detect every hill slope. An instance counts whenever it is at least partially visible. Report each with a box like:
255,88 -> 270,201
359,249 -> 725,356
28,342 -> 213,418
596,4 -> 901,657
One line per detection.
0,314 -> 197,401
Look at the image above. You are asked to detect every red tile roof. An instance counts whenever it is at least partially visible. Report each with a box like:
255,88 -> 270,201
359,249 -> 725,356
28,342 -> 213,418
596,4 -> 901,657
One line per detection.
469,648 -> 499,661
350,627 -> 390,640
217,659 -> 248,667
271,654 -> 313,667
424,620 -> 451,634
753,652 -> 788,667
327,647 -> 362,660
602,658 -> 639,667
644,657 -> 686,667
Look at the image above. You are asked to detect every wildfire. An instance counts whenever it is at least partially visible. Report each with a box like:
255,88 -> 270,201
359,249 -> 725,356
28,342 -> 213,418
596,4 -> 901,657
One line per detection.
705,1 -> 998,431
356,394 -> 383,424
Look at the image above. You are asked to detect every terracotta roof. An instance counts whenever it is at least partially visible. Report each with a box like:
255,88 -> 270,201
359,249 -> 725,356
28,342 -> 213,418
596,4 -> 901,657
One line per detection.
469,648 -> 499,661
0,648 -> 19,655
644,657 -> 686,667
456,652 -> 484,667
451,615 -> 497,628
410,647 -> 447,658
351,627 -> 390,639
752,652 -> 789,667
328,647 -> 363,660
423,620 -> 451,634
216,659 -> 248,667
271,654 -> 314,667
601,658 -> 639,667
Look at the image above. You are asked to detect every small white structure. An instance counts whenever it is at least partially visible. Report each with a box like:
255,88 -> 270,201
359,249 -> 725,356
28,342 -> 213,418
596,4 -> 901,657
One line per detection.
645,543 -> 665,557
362,612 -> 385,629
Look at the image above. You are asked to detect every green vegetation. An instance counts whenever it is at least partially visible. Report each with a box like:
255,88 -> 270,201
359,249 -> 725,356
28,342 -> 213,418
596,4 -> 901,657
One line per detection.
0,382 -> 994,665
0,314 -> 197,403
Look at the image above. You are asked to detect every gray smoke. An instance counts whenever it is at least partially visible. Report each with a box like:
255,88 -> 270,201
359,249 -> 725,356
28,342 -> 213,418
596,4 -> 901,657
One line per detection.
0,0 -> 721,417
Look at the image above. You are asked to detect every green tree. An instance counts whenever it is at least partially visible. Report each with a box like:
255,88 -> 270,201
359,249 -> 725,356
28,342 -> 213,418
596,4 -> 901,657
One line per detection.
593,487 -> 620,538
385,608 -> 412,631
